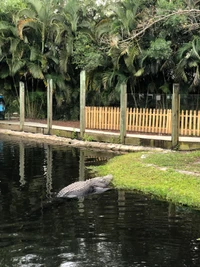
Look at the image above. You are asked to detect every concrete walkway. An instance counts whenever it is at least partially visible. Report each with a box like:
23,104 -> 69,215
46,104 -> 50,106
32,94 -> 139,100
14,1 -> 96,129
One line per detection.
0,120 -> 200,150
1,120 -> 170,139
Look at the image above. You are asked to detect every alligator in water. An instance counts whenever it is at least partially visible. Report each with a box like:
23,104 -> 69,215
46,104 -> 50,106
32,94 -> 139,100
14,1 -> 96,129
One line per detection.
26,174 -> 113,219
56,174 -> 113,198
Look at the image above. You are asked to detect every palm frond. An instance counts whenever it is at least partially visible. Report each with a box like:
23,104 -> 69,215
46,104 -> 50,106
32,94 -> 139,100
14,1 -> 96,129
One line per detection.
17,18 -> 37,40
0,68 -> 9,79
27,0 -> 43,17
175,64 -> 188,82
124,45 -> 139,72
59,50 -> 69,73
17,8 -> 36,19
30,46 -> 39,61
27,62 -> 44,79
192,38 -> 200,61
0,21 -> 17,36
95,18 -> 111,39
176,42 -> 192,60
9,38 -> 21,54
10,60 -> 25,76
134,68 -> 144,77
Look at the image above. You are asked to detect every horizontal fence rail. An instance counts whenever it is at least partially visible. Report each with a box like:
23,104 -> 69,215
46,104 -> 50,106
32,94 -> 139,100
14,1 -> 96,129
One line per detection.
85,107 -> 200,136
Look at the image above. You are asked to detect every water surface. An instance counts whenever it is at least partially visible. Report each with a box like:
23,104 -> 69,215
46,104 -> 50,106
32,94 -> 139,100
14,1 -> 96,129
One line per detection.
0,135 -> 200,267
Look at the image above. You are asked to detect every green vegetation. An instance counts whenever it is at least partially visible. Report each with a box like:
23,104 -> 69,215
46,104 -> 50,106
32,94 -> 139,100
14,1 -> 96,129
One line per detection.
72,129 -> 78,139
82,133 -> 94,142
91,150 -> 200,208
1,0 -> 200,117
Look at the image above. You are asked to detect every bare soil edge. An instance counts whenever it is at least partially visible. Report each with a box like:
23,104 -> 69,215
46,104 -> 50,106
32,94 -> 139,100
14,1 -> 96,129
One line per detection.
0,129 -> 164,152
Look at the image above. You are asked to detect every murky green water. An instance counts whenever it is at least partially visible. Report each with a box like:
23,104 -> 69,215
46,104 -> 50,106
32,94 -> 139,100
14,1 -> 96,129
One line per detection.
0,135 -> 200,267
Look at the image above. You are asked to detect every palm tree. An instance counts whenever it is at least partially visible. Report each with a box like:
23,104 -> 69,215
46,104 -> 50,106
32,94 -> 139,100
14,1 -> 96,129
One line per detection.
15,0 -> 61,78
93,0 -> 144,106
0,15 -> 29,114
13,0 -> 81,118
176,36 -> 200,91
71,0 -> 143,105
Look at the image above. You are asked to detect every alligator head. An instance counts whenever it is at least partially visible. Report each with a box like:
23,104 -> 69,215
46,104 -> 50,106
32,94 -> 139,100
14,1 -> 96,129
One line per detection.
88,174 -> 113,188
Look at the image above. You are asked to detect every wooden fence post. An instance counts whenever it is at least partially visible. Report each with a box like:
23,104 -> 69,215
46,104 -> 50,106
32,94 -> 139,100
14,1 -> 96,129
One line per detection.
19,141 -> 25,185
47,79 -> 53,135
171,83 -> 180,149
19,81 -> 24,131
46,145 -> 53,198
79,150 -> 85,181
80,70 -> 86,138
120,82 -> 127,144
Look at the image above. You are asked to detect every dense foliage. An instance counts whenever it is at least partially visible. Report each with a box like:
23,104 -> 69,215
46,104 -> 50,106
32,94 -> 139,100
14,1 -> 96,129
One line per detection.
0,0 -> 200,118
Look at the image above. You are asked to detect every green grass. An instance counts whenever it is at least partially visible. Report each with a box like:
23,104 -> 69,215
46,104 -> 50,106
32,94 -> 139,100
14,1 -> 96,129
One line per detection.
91,150 -> 200,208
142,150 -> 200,173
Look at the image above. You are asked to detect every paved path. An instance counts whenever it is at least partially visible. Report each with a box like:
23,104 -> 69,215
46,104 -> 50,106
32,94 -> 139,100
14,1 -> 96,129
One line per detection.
1,120 -> 200,143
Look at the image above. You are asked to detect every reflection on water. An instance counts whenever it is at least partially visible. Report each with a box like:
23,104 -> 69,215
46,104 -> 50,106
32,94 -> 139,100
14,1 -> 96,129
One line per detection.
0,135 -> 200,267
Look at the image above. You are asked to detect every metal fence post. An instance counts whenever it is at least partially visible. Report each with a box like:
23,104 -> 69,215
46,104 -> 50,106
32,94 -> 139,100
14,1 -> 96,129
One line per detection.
171,83 -> 180,149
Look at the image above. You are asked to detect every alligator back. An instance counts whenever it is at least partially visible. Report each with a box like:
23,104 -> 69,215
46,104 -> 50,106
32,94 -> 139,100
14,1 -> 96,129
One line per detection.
56,174 -> 113,198
56,180 -> 91,198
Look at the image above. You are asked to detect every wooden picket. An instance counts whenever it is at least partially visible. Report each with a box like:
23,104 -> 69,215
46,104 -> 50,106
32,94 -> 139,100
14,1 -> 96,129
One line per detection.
126,108 -> 171,134
180,110 -> 200,136
85,106 -> 120,131
85,106 -> 200,136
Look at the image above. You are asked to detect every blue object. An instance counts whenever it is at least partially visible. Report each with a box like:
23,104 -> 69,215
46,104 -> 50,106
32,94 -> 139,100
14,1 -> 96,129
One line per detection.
0,95 -> 5,119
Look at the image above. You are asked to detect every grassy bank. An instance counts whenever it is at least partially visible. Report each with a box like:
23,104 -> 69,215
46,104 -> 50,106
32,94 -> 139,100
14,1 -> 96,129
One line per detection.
91,150 -> 200,208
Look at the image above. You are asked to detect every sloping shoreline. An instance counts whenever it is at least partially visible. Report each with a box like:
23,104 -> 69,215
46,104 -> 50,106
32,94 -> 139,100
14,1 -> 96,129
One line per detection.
0,128 -> 164,152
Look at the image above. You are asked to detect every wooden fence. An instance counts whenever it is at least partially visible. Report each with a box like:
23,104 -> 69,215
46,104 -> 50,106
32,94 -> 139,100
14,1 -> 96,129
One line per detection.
180,110 -> 200,136
85,107 -> 200,136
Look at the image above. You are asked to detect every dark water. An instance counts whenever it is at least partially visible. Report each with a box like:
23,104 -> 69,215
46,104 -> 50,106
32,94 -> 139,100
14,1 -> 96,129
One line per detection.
0,136 -> 200,267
